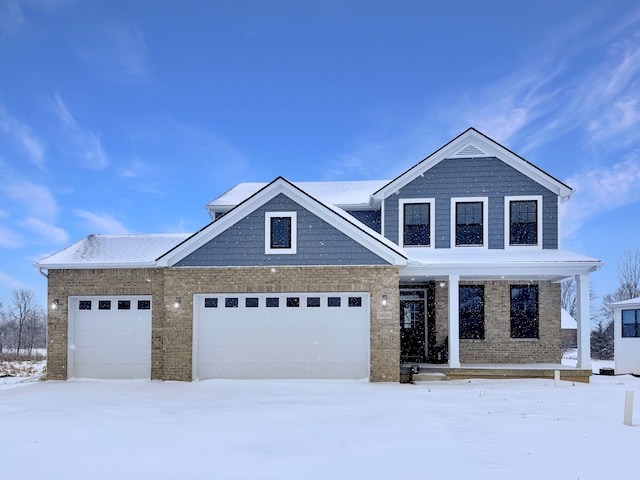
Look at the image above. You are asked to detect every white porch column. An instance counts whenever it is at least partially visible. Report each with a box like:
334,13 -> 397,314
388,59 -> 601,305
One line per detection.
448,274 -> 461,368
576,274 -> 592,369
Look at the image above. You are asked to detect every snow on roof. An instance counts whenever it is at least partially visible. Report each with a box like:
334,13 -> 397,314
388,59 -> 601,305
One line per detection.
36,233 -> 191,268
207,180 -> 390,209
561,309 -> 577,329
608,296 -> 640,307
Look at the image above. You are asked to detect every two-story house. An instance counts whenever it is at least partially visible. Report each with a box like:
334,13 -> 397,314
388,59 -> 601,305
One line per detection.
36,128 -> 602,382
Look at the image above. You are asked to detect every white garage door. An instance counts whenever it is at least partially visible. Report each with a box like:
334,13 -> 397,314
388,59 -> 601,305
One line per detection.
193,293 -> 370,380
68,295 -> 152,379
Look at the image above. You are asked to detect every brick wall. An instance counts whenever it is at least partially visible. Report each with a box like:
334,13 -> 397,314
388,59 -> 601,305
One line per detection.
47,265 -> 400,382
444,280 -> 561,364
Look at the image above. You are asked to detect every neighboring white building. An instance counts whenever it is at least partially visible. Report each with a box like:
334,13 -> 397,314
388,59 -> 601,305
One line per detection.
611,297 -> 640,375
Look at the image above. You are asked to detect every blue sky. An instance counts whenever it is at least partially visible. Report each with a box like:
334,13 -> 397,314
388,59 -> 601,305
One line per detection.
1,0 -> 639,311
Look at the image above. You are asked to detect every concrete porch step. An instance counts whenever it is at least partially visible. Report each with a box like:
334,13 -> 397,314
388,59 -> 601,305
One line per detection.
412,372 -> 447,382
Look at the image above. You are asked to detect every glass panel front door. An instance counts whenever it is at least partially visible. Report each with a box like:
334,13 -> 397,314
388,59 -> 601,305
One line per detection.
400,299 -> 426,363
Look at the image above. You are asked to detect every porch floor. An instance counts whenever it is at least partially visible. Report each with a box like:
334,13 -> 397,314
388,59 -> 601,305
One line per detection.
402,363 -> 592,383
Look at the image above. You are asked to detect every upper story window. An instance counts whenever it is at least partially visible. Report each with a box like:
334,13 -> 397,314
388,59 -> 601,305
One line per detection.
510,285 -> 539,339
452,198 -> 488,247
622,309 -> 640,338
506,196 -> 542,248
265,211 -> 297,254
400,199 -> 434,247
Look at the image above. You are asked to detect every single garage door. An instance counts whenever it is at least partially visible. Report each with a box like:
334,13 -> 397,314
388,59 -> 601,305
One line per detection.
193,292 -> 370,380
67,295 -> 152,379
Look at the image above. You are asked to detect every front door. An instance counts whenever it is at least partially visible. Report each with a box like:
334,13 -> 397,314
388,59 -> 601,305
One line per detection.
400,295 -> 426,363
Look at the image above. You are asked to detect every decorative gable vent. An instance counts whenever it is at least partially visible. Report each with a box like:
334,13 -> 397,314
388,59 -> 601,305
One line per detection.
452,142 -> 489,158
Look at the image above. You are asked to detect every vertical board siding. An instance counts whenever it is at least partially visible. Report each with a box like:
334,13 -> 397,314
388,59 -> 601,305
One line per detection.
383,157 -> 558,249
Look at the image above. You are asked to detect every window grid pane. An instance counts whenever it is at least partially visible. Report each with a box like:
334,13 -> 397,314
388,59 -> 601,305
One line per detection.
622,309 -> 640,338
403,203 -> 430,246
510,285 -> 539,338
459,286 -> 484,339
456,202 -> 483,245
510,200 -> 538,245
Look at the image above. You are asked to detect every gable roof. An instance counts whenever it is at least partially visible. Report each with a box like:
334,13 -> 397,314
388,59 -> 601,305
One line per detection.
372,128 -> 574,202
158,176 -> 408,267
206,179 -> 389,215
35,233 -> 191,269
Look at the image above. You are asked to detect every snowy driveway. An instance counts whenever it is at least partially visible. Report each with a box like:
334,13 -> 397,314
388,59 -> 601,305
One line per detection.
1,377 -> 638,479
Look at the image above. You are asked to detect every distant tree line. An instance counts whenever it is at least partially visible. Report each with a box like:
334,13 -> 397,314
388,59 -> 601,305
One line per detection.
0,288 -> 46,357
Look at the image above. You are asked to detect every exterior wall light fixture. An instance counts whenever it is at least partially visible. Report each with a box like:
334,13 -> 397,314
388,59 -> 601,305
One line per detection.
381,294 -> 388,308
173,297 -> 182,309
51,298 -> 60,310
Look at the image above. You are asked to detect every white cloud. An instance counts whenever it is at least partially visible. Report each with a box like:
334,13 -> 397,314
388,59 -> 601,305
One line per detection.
52,94 -> 108,169
0,0 -> 24,36
561,153 -> 640,238
20,217 -> 69,244
3,181 -> 58,219
72,209 -> 129,234
0,105 -> 45,167
0,270 -> 28,291
0,226 -> 23,248
71,22 -> 149,81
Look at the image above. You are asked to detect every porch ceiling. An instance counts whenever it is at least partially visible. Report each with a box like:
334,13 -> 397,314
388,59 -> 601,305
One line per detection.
400,248 -> 602,282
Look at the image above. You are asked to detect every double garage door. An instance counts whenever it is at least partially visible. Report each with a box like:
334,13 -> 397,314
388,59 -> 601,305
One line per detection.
68,295 -> 152,379
67,292 -> 370,380
194,292 -> 370,380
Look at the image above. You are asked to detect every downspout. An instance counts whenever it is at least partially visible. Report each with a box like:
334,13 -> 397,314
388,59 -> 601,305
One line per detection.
38,267 -> 48,278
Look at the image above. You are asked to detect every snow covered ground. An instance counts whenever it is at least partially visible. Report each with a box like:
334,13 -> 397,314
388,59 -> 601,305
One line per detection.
0,373 -> 638,479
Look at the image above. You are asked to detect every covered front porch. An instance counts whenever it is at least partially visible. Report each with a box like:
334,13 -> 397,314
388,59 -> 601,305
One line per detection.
397,249 -> 602,382
401,363 -> 593,383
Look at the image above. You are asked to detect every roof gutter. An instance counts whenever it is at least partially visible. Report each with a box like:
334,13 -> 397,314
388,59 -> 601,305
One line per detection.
38,266 -> 48,278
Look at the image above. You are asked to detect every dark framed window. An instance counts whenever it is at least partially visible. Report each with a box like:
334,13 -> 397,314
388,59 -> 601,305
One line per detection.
622,309 -> 640,338
246,297 -> 259,308
117,300 -> 131,310
459,286 -> 484,339
79,300 -> 92,310
286,297 -> 300,308
510,200 -> 538,245
328,297 -> 341,307
266,297 -> 279,308
270,216 -> 292,249
138,300 -> 151,310
348,296 -> 362,307
98,300 -> 111,310
510,285 -> 539,339
307,297 -> 321,307
403,203 -> 430,246
204,298 -> 218,308
225,297 -> 239,308
456,201 -> 483,246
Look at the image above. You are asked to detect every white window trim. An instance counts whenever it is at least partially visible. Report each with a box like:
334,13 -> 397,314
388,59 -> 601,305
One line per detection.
398,198 -> 435,248
450,197 -> 489,249
265,211 -> 297,254
504,195 -> 543,250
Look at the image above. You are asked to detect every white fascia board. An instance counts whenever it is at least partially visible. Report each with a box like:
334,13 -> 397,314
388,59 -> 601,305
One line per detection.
401,260 -> 602,279
159,178 -> 408,267
372,129 -> 573,201
34,261 -> 158,270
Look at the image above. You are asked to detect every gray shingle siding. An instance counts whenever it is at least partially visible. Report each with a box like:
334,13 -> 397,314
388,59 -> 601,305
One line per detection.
383,157 -> 558,249
176,194 -> 390,267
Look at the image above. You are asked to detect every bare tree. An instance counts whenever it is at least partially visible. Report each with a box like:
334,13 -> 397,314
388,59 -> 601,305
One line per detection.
601,248 -> 640,320
8,289 -> 41,355
596,248 -> 640,360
